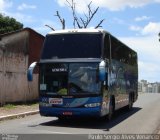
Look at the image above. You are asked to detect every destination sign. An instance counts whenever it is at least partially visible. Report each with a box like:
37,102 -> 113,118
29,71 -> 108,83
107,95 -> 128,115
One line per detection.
52,68 -> 67,72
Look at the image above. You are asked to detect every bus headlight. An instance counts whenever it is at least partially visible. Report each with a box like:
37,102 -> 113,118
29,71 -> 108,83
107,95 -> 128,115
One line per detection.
84,103 -> 101,108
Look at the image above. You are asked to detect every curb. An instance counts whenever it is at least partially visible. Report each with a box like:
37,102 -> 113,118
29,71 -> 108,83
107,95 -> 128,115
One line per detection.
0,110 -> 39,122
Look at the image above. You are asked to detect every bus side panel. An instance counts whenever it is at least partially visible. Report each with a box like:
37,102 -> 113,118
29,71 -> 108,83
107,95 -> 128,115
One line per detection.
109,60 -> 138,110
124,59 -> 138,103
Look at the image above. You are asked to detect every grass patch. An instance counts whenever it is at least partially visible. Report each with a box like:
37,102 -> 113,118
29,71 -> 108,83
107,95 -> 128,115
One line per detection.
1,102 -> 39,109
3,104 -> 17,109
21,103 -> 38,107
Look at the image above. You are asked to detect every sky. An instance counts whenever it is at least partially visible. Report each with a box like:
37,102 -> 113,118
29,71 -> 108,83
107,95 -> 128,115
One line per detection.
0,0 -> 160,82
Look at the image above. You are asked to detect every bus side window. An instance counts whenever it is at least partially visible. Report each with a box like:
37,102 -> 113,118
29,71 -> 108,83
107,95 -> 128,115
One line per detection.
110,36 -> 121,62
110,35 -> 136,66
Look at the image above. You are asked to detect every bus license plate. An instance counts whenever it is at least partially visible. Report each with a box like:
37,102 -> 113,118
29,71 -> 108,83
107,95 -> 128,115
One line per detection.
49,98 -> 63,105
63,112 -> 73,116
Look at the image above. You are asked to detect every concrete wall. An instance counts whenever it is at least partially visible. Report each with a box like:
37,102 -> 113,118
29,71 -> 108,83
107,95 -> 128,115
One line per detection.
0,30 -> 41,105
0,50 -> 39,105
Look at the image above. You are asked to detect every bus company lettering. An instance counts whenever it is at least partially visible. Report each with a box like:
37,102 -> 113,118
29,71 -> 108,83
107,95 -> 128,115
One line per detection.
52,68 -> 67,72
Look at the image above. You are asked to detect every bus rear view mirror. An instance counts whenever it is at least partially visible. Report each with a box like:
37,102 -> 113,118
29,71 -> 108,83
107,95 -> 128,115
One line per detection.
27,62 -> 37,81
99,61 -> 106,81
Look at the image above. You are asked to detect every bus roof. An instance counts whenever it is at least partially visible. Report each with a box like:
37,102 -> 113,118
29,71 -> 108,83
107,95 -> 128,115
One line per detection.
47,28 -> 110,35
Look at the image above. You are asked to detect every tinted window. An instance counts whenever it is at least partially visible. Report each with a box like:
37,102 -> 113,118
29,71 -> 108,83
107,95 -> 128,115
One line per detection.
41,34 -> 102,59
104,34 -> 110,59
110,36 -> 137,66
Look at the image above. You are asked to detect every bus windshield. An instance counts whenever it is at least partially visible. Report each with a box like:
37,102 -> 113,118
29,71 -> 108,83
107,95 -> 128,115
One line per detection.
41,34 -> 102,59
39,63 -> 101,95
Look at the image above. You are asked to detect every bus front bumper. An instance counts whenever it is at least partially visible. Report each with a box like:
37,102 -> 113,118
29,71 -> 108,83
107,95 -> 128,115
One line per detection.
39,106 -> 101,118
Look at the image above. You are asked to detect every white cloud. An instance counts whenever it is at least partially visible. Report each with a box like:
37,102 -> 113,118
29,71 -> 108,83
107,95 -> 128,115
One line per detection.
93,0 -> 160,11
0,0 -> 12,12
129,22 -> 160,36
57,0 -> 160,12
130,25 -> 142,32
119,35 -> 160,82
0,1 -> 35,23
91,0 -> 149,11
57,0 -> 90,14
135,16 -> 151,22
0,0 -> 36,24
141,22 -> 160,35
17,3 -> 37,11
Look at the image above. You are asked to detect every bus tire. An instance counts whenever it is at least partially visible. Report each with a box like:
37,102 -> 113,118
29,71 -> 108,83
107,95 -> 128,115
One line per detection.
108,96 -> 115,121
128,92 -> 133,110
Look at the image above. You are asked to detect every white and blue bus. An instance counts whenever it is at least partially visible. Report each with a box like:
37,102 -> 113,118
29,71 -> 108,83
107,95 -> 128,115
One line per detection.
28,29 -> 138,120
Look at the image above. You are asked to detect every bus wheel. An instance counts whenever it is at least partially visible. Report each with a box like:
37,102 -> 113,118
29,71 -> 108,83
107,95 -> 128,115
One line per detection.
128,93 -> 133,110
108,98 -> 114,121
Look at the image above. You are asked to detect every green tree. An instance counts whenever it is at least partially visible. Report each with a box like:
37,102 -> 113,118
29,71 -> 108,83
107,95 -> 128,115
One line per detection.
0,14 -> 23,34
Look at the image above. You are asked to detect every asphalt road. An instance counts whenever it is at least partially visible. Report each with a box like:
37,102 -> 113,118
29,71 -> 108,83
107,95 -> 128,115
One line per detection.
0,93 -> 160,139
